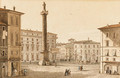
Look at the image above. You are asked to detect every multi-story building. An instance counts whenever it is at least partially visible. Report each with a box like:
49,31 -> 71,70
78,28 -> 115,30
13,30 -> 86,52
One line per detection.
56,38 -> 100,64
98,23 -> 120,74
74,40 -> 101,64
21,29 -> 57,63
0,7 -> 24,77
56,43 -> 67,61
65,38 -> 75,61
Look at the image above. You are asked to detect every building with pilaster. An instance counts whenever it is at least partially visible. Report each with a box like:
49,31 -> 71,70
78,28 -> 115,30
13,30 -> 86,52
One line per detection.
56,43 -> 67,61
74,39 -> 100,64
0,7 -> 24,77
21,29 -> 57,63
98,23 -> 120,74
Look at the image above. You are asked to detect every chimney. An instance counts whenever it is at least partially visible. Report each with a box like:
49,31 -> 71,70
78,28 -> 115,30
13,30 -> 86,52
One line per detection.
4,6 -> 6,9
13,6 -> 15,11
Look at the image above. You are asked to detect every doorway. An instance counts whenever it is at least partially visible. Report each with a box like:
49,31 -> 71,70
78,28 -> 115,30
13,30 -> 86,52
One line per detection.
2,66 -> 6,78
11,62 -> 14,76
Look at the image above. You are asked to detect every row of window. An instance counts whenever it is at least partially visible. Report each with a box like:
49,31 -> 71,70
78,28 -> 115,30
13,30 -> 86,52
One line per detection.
10,16 -> 19,25
105,52 -> 117,56
106,58 -> 116,61
21,38 -> 55,43
106,32 -> 116,38
75,45 -> 100,48
74,50 -> 99,55
21,54 -> 39,61
21,32 -> 56,38
11,33 -> 19,46
11,51 -> 18,55
21,44 -> 40,51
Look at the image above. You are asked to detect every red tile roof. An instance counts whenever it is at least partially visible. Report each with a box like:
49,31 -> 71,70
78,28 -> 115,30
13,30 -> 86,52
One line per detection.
0,8 -> 10,11
98,24 -> 120,30
0,8 -> 24,14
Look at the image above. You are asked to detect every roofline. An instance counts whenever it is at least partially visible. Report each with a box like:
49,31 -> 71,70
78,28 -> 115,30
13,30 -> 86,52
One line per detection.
98,24 -> 120,30
21,29 -> 57,35
0,8 -> 24,15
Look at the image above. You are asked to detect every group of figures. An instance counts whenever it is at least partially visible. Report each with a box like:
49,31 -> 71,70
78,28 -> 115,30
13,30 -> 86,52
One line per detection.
64,69 -> 71,76
22,69 -> 27,76
78,66 -> 83,71
12,68 -> 18,76
106,69 -> 119,75
12,69 -> 27,77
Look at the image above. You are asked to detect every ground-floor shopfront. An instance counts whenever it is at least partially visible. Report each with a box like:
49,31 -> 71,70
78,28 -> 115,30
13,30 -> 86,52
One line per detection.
0,60 -> 21,77
102,62 -> 120,75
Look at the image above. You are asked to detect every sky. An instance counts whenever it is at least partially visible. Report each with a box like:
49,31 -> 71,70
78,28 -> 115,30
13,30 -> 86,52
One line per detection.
1,0 -> 120,43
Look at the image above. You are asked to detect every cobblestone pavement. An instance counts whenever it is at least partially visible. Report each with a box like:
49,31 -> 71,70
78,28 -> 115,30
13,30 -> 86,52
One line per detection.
7,63 -> 120,78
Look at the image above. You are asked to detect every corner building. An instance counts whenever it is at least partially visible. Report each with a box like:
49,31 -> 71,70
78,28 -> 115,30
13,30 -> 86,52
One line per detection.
0,7 -> 24,77
99,24 -> 120,74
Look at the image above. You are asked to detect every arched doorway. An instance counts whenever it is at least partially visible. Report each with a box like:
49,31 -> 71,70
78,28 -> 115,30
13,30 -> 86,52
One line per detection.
2,66 -> 5,78
104,64 -> 112,74
1,63 -> 7,78
11,62 -> 14,76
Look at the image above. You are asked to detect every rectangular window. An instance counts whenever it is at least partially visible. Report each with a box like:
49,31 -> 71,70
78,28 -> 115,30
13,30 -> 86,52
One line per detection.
36,54 -> 39,60
106,33 -> 109,37
32,44 -> 34,51
11,16 -> 13,25
16,51 -> 18,55
97,50 -> 99,55
106,50 -> 109,56
32,53 -> 34,61
85,45 -> 86,48
106,58 -> 109,61
11,51 -> 13,55
27,54 -> 29,61
16,17 -> 18,25
36,45 -> 39,51
97,45 -> 99,48
21,44 -> 24,51
113,33 -> 116,38
21,55 -> 23,61
114,51 -> 117,56
26,44 -> 29,51
16,34 -> 18,46
106,40 -> 109,47
113,58 -> 116,61
11,33 -> 13,46
88,45 -> 90,48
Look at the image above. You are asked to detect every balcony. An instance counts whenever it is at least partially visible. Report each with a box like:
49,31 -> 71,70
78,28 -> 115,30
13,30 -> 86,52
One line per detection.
9,57 -> 20,61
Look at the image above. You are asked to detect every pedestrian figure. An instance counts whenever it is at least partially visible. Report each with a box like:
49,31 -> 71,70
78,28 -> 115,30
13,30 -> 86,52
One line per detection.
81,66 -> 83,71
14,69 -> 17,76
24,69 -> 27,76
64,69 -> 68,76
78,66 -> 80,71
80,66 -> 82,71
109,70 -> 112,74
68,69 -> 71,75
